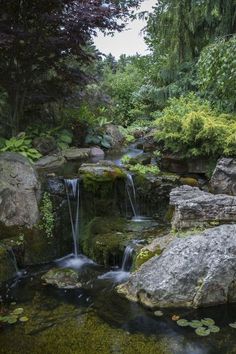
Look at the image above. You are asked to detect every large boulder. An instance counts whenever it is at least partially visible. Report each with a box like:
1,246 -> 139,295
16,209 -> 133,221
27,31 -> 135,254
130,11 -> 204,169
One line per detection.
211,158 -> 236,195
118,225 -> 236,308
170,185 -> 236,230
0,152 -> 41,232
104,124 -> 124,149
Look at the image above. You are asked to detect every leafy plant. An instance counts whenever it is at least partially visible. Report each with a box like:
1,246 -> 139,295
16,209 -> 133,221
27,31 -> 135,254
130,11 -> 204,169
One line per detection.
176,317 -> 220,336
128,163 -> 160,176
85,128 -> 113,149
0,134 -> 42,162
39,193 -> 55,239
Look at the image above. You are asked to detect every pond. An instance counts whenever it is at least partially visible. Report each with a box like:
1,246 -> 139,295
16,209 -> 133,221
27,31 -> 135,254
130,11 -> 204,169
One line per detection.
0,256 -> 236,354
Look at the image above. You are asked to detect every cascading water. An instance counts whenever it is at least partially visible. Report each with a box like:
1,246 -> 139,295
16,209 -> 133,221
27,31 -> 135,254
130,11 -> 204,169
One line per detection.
98,244 -> 134,282
121,245 -> 134,272
64,178 -> 80,257
126,173 -> 138,217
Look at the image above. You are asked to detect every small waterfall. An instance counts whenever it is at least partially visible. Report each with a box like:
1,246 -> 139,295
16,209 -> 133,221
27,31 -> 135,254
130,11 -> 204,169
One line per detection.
126,173 -> 138,217
64,178 -> 80,257
7,247 -> 19,274
121,245 -> 134,272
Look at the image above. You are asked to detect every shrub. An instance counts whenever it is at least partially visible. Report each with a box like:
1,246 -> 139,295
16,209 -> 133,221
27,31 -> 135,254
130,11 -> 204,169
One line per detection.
0,133 -> 42,162
155,94 -> 236,158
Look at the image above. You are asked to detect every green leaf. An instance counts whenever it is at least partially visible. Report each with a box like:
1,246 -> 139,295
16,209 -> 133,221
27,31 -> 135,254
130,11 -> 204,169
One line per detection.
177,319 -> 190,327
195,327 -> 211,336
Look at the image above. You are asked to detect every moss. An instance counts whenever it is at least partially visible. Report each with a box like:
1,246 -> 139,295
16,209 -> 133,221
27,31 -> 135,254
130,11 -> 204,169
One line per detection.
81,217 -> 129,266
134,248 -> 162,270
38,192 -> 55,239
24,227 -> 58,266
81,167 -> 126,193
0,303 -> 171,354
180,177 -> 198,187
165,206 -> 175,223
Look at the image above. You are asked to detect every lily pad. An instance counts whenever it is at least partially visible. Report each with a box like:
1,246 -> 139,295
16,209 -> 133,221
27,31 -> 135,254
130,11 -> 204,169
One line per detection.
13,308 -> 24,315
154,311 -> 163,317
189,320 -> 202,328
209,325 -> 220,333
195,327 -> 211,336
19,316 -> 29,322
201,318 -> 215,326
229,323 -> 236,329
7,317 -> 18,324
177,319 -> 190,327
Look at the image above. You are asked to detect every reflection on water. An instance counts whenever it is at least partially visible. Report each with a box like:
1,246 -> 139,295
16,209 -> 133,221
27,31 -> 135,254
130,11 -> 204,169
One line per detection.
0,260 -> 236,354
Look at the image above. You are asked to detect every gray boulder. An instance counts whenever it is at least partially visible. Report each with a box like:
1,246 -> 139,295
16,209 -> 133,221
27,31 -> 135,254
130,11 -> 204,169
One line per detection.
211,158 -> 236,195
33,136 -> 57,156
170,185 -> 236,230
0,152 -> 41,230
104,124 -> 124,149
118,225 -> 236,308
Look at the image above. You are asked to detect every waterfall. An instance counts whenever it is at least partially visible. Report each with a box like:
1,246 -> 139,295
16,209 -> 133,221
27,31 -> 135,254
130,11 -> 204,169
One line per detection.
126,173 -> 138,217
121,245 -> 134,271
64,178 -> 80,257
7,247 -> 19,274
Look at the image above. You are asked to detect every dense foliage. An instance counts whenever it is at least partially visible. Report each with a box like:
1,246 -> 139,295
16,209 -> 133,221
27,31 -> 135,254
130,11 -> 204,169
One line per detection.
0,0 -> 141,135
155,94 -> 236,158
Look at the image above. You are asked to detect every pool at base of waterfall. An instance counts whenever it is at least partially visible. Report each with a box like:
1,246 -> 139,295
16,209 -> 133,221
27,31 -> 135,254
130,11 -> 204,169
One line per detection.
0,257 -> 236,354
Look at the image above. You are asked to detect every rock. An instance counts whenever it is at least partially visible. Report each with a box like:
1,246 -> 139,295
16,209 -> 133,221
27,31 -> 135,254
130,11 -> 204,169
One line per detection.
211,158 -> 236,195
179,177 -> 198,187
63,147 -> 91,161
161,154 -> 210,174
33,136 -> 57,156
0,152 -> 41,230
79,161 -> 126,182
90,147 -> 105,158
170,185 -> 236,230
35,154 -> 66,171
118,225 -> 236,308
41,266 -> 100,289
0,245 -> 17,285
134,232 -> 174,270
42,268 -> 82,289
104,124 -> 125,148
46,177 -> 65,196
134,173 -> 180,219
142,129 -> 158,152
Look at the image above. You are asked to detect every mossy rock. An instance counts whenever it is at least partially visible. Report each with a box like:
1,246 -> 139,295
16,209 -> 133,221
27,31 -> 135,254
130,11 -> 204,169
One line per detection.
42,268 -> 82,289
24,227 -> 59,266
81,217 -> 130,266
180,177 -> 198,187
134,248 -> 162,270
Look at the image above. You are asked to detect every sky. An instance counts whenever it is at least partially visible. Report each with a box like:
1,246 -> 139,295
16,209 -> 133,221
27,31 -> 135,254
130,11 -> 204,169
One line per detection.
93,0 -> 156,58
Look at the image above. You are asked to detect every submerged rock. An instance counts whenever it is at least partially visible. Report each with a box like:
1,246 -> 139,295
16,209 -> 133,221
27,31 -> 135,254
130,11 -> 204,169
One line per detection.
0,152 -> 41,231
118,225 -> 236,308
211,158 -> 236,195
170,185 -> 236,230
42,268 -> 82,289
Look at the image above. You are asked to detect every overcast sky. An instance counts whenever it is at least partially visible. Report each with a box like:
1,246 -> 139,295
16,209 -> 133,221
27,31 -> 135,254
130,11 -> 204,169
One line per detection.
93,0 -> 156,58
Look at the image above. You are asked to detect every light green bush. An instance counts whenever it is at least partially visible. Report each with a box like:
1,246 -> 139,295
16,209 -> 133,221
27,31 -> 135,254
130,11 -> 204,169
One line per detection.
155,94 -> 236,158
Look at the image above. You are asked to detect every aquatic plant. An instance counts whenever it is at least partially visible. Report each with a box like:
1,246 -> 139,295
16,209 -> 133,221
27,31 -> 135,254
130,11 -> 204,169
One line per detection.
39,193 -> 55,239
154,311 -> 163,317
176,317 -> 220,336
0,307 -> 28,326
229,322 -> 236,329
